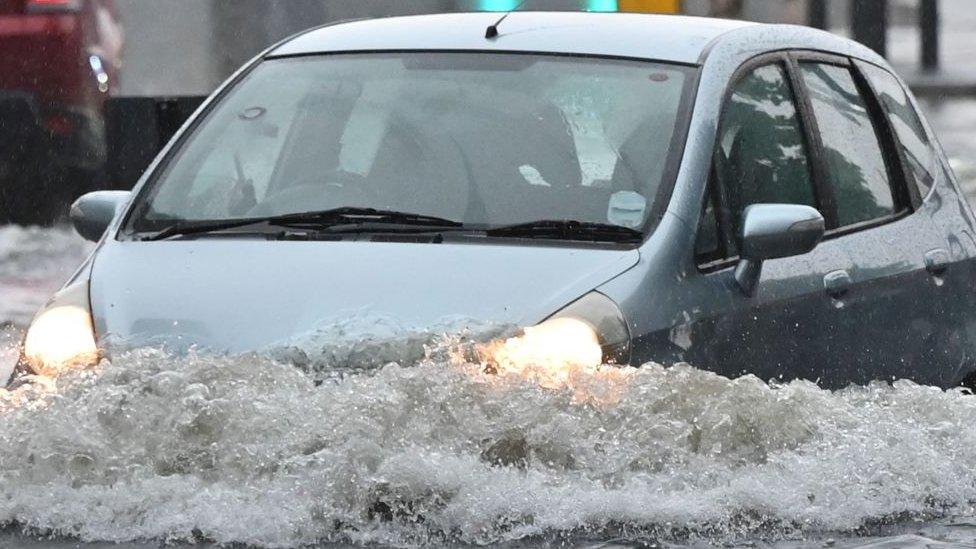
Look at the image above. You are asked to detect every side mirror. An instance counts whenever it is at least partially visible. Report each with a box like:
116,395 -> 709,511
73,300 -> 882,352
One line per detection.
734,203 -> 825,296
69,191 -> 131,242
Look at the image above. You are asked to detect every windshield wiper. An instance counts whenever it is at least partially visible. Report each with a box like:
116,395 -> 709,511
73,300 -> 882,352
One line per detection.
485,219 -> 643,243
141,207 -> 464,241
141,218 -> 273,241
268,207 -> 463,229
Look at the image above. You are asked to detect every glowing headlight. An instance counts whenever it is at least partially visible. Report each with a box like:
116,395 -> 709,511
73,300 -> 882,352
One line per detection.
22,281 -> 98,377
491,316 -> 604,370
548,291 -> 631,365
484,291 -> 631,373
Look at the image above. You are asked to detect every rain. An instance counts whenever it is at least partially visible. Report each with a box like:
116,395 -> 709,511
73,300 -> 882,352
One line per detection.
3,1 -> 976,548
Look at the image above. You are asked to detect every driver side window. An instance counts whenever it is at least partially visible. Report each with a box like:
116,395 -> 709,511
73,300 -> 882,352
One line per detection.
697,62 -> 818,262
152,72 -> 310,220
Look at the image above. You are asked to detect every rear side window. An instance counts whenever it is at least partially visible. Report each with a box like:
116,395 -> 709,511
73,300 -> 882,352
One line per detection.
799,63 -> 896,227
713,63 -> 817,248
857,61 -> 937,198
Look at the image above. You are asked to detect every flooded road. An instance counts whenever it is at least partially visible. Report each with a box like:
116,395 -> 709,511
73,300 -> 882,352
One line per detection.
2,227 -> 976,549
1,342 -> 976,548
0,224 -> 93,328
2,101 -> 976,548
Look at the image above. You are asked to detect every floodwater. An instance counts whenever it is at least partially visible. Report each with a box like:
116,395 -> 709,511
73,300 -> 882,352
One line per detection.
2,103 -> 976,548
0,224 -> 94,328
1,329 -> 976,548
2,223 -> 976,549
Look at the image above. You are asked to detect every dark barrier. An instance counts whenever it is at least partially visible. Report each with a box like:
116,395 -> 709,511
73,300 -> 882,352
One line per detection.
0,92 -> 59,224
104,96 -> 207,190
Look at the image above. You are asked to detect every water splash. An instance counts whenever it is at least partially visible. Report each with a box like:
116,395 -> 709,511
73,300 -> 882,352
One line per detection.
0,333 -> 974,547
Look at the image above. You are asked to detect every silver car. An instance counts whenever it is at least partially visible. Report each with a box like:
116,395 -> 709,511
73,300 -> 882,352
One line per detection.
16,12 -> 976,389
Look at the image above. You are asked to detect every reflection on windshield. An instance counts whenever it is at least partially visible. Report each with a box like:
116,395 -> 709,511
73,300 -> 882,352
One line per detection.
130,53 -> 694,235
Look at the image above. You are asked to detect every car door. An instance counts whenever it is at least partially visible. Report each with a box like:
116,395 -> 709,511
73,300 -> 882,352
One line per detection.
684,55 -> 860,387
788,56 -> 972,389
855,60 -> 976,389
787,54 -> 957,387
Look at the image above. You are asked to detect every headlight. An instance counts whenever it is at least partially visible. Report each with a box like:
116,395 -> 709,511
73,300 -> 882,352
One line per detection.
489,316 -> 604,370
547,291 -> 631,365
22,281 -> 98,377
484,291 -> 631,372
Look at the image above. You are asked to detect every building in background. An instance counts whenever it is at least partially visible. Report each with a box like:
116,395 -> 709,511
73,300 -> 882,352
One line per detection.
112,0 -> 740,96
118,0 -> 942,97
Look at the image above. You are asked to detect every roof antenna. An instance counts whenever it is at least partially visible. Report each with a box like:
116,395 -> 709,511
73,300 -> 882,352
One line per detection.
485,0 -> 527,39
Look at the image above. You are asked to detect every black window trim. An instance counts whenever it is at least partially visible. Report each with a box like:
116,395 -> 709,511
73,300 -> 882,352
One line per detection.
695,49 -> 923,272
785,52 -> 840,229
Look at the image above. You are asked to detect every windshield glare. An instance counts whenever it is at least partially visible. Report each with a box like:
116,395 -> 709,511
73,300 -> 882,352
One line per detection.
130,53 -> 694,235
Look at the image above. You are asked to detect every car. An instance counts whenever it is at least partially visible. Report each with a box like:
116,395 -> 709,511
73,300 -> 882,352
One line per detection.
0,0 -> 122,224
12,11 -> 976,390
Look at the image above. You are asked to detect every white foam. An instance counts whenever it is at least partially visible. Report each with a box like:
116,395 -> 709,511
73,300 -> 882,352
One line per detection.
0,338 -> 973,547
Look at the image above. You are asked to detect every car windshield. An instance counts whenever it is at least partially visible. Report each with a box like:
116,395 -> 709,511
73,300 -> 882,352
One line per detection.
127,52 -> 695,236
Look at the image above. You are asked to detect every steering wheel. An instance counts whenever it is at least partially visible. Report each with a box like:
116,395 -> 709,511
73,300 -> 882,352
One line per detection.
248,169 -> 379,216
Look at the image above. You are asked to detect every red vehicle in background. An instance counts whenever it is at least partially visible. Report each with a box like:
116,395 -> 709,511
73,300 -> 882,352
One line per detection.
0,0 -> 122,224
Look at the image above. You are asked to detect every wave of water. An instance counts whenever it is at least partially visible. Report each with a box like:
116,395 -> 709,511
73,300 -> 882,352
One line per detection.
3,226 -> 976,548
0,334 -> 975,548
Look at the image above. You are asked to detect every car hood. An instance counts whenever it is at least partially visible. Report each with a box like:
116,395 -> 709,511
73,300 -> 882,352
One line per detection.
89,239 -> 639,354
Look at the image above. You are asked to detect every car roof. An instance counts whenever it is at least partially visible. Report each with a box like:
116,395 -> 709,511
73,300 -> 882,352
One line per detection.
269,12 -> 758,65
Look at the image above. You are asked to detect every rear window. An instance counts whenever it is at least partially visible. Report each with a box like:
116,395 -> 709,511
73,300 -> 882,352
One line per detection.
857,61 -> 938,199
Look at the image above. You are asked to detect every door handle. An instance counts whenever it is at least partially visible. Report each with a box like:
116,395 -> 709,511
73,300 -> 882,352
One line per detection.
924,248 -> 949,276
824,269 -> 852,299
